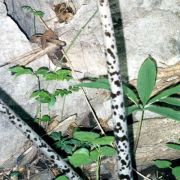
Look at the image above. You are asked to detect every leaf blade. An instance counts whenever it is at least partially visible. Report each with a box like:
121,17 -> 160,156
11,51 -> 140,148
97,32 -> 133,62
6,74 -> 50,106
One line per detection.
137,57 -> 157,105
153,160 -> 172,168
148,84 -> 180,104
123,84 -> 139,105
145,105 -> 180,121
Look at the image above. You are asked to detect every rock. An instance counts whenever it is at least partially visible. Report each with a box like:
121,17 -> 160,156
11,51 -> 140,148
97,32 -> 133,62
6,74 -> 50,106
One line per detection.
30,169 -> 54,180
134,118 -> 180,170
0,1 -> 6,16
0,116 -> 26,166
119,0 -> 180,80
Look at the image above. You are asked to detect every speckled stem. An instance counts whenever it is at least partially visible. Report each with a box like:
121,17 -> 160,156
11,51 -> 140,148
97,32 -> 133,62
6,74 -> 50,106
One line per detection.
0,100 -> 82,180
97,0 -> 133,179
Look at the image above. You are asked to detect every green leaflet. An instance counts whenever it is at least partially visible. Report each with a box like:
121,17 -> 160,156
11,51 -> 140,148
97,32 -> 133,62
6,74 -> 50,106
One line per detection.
159,97 -> 180,106
153,160 -> 172,168
126,104 -> 140,116
148,84 -> 180,104
145,105 -> 180,121
137,57 -> 157,106
77,78 -> 109,90
166,143 -> 180,151
172,166 -> 180,180
9,65 -> 33,77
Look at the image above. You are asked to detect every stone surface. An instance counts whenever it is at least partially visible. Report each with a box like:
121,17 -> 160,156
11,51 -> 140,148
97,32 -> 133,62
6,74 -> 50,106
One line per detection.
0,116 -> 26,166
119,0 -> 180,80
0,0 -> 6,16
134,118 -> 180,170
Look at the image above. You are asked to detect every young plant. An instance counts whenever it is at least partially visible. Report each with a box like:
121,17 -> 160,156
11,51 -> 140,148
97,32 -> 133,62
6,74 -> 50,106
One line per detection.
153,140 -> 180,180
68,130 -> 116,180
22,5 -> 45,34
9,66 -> 79,122
77,56 -> 180,151
50,130 -> 116,179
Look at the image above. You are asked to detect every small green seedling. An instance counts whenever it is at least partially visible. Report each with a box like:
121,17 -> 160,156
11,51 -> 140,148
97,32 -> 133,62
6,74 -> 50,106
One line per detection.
9,66 -> 79,120
50,130 -> 116,179
68,131 -> 116,180
22,5 -> 44,34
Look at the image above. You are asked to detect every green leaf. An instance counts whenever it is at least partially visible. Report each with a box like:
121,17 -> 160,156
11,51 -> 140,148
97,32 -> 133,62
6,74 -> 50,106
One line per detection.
35,67 -> 49,76
90,136 -> 114,145
73,131 -> 100,142
166,143 -> 180,150
60,143 -> 74,154
55,176 -> 68,180
172,166 -> 180,180
145,105 -> 180,121
99,146 -> 116,156
21,5 -> 33,13
48,95 -> 56,108
54,89 -> 71,97
69,85 -> 80,92
68,148 -> 92,167
148,84 -> 180,104
30,90 -> 52,104
89,146 -> 116,160
41,115 -> 50,122
126,104 -> 141,116
123,84 -> 139,105
89,149 -> 100,161
9,66 -> 33,77
77,78 -> 109,90
159,97 -> 180,107
55,69 -> 72,81
50,132 -> 62,141
34,10 -> 44,17
42,69 -> 72,81
37,115 -> 50,122
10,171 -> 19,177
153,160 -> 172,168
44,72 -> 58,80
137,57 -> 157,105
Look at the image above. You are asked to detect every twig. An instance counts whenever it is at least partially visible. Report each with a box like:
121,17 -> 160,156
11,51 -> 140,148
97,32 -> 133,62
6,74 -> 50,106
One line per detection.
132,168 -> 152,180
0,48 -> 41,68
61,49 -> 105,135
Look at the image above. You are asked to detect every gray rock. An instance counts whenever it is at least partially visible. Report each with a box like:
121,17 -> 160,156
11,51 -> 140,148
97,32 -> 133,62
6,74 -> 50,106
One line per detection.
0,116 -> 26,166
119,0 -> 180,80
0,1 -> 7,16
